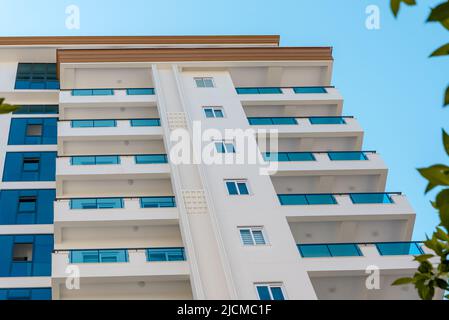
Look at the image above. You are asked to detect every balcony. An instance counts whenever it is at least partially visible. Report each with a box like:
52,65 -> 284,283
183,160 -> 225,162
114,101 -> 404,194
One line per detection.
282,193 -> 415,243
296,242 -> 441,300
52,248 -> 191,300
264,152 -> 387,182
53,197 -> 179,248
57,119 -> 164,156
59,89 -> 157,120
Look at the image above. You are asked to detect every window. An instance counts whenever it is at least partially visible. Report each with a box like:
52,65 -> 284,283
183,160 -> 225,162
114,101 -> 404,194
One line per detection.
70,250 -> 128,263
147,248 -> 186,262
255,283 -> 285,300
71,120 -> 117,128
309,117 -> 346,125
236,87 -> 283,94
13,243 -> 33,262
26,124 -> 43,137
203,107 -> 224,118
12,105 -> 58,114
71,156 -> 120,165
130,119 -> 161,127
195,77 -> 215,88
23,157 -> 40,172
215,141 -> 236,153
126,88 -> 155,95
140,197 -> 176,208
72,89 -> 114,96
70,198 -> 124,209
226,180 -> 249,195
293,87 -> 327,94
15,63 -> 59,90
0,288 -> 52,301
239,227 -> 266,246
135,154 -> 168,164
18,196 -> 37,212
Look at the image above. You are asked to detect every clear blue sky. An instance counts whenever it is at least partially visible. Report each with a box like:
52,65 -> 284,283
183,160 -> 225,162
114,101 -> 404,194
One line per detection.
1,0 -> 448,239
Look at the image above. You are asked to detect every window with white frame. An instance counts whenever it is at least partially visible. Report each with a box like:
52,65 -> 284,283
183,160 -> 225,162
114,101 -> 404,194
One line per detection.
255,283 -> 286,300
203,107 -> 225,118
239,227 -> 266,245
215,141 -> 236,153
225,180 -> 249,195
194,77 -> 215,88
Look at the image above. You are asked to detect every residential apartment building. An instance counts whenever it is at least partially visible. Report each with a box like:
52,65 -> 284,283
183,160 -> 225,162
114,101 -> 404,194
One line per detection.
0,35 -> 436,300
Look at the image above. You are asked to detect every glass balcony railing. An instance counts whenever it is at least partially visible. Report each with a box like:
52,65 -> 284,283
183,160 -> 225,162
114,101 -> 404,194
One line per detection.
298,242 -> 426,258
262,152 -> 316,162
236,87 -> 283,94
71,120 -> 117,128
293,87 -> 327,94
263,151 -> 372,162
375,242 -> 424,256
298,243 -> 363,258
70,249 -> 129,263
309,117 -> 347,125
140,196 -> 176,208
278,194 -> 337,205
72,89 -> 114,96
70,198 -> 124,210
248,117 -> 298,125
350,193 -> 393,204
135,154 -> 168,164
146,248 -> 186,262
126,88 -> 155,95
70,155 -> 120,165
130,119 -> 161,127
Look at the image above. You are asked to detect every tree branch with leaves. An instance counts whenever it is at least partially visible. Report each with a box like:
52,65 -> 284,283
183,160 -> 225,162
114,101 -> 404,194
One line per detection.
0,98 -> 19,114
388,0 -> 449,300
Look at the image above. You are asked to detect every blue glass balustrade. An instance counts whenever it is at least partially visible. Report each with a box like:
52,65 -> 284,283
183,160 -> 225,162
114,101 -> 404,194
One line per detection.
71,156 -> 120,165
309,117 -> 347,125
236,87 -> 283,94
70,198 -> 124,210
146,248 -> 186,262
135,154 -> 168,164
0,288 -> 52,300
126,88 -> 155,95
328,152 -> 368,161
70,249 -> 128,263
293,87 -> 327,94
140,197 -> 176,208
71,120 -> 117,128
350,193 -> 393,204
298,244 -> 363,258
72,89 -> 114,96
375,242 -> 424,256
263,152 -> 316,162
0,235 -> 53,277
130,119 -> 161,127
278,194 -> 337,205
248,117 -> 298,125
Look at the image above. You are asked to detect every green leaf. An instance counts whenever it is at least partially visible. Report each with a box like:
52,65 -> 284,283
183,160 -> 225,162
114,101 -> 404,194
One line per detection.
445,86 -> 449,107
427,2 -> 449,23
0,104 -> 19,114
418,165 -> 449,192
435,278 -> 448,290
435,227 -> 449,242
391,0 -> 416,17
414,254 -> 435,262
436,189 -> 449,209
444,130 -> 449,155
438,204 -> 449,231
392,277 -> 414,285
430,43 -> 449,57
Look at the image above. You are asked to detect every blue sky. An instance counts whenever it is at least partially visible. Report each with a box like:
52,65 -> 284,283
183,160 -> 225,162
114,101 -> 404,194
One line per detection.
1,0 -> 448,239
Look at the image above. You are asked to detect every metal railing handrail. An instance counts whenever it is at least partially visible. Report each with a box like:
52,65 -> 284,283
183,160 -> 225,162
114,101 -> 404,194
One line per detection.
278,192 -> 402,196
54,246 -> 184,254
55,195 -> 175,202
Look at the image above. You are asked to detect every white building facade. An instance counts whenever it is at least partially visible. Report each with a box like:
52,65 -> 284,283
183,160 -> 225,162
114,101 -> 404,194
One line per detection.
0,35 -> 436,300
